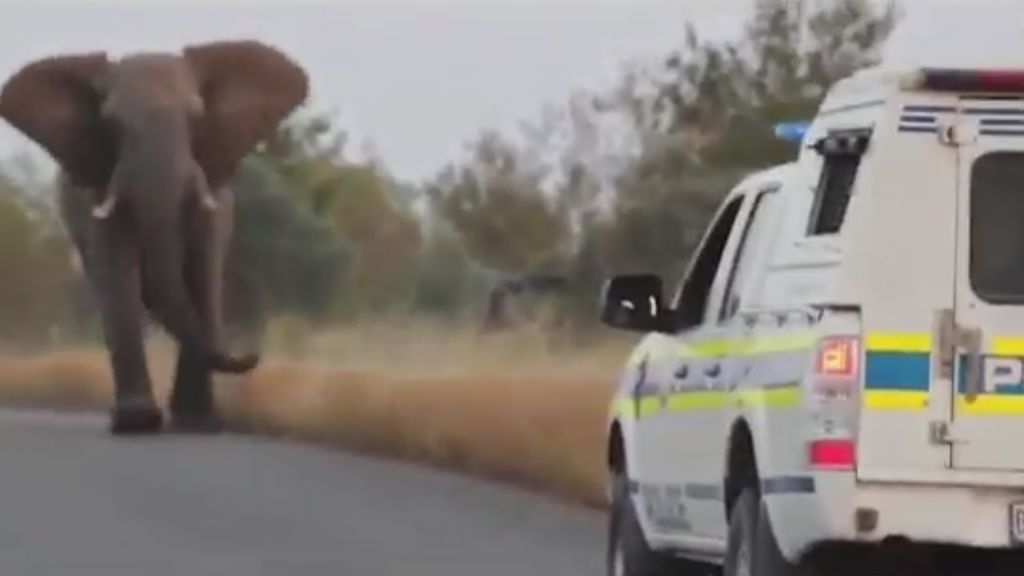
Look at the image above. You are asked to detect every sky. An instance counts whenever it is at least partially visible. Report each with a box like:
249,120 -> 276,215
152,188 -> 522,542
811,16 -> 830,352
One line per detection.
0,0 -> 1022,183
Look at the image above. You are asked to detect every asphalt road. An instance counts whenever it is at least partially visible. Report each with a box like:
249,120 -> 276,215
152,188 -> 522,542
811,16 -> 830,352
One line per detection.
0,408 -> 604,576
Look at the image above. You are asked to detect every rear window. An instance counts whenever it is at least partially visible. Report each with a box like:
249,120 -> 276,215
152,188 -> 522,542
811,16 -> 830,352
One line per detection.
971,152 -> 1024,303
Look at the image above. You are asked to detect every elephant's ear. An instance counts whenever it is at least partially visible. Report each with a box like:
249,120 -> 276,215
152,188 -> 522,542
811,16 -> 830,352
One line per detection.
184,40 -> 309,189
0,53 -> 115,189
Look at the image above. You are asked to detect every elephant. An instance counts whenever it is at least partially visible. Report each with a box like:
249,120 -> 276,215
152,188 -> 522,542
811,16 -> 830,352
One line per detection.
0,40 -> 309,435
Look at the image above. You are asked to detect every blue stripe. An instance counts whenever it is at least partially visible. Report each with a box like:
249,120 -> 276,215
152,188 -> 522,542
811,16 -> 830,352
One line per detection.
898,125 -> 938,134
761,476 -> 815,495
865,352 -> 930,391
957,355 -> 1024,395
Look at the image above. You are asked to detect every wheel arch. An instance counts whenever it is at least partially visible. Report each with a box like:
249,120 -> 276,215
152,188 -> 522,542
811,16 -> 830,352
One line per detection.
608,419 -> 625,473
724,417 -> 759,521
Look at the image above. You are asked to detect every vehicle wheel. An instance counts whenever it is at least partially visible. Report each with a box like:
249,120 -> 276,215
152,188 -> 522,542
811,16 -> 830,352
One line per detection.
607,471 -> 715,576
724,488 -> 805,576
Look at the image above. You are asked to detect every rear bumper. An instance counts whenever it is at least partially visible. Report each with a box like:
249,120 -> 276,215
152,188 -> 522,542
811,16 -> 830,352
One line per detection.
766,471 -> 1024,563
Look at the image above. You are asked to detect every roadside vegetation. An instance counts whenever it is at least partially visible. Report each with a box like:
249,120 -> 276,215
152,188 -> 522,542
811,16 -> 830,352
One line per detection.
0,1 -> 898,506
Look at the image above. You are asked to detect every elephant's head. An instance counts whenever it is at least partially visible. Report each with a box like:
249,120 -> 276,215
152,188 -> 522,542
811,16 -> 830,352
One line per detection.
0,39 -> 308,197
0,41 -> 308,374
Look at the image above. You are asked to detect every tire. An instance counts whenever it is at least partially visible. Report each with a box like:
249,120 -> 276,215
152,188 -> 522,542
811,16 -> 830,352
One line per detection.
607,472 -> 715,576
724,488 -> 806,576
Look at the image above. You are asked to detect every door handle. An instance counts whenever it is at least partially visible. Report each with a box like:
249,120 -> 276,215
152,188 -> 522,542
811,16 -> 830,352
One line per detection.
705,363 -> 721,378
961,327 -> 983,403
934,308 -> 983,401
674,364 -> 689,379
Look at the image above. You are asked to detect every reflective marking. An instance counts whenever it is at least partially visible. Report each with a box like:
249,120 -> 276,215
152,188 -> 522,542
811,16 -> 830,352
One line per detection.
865,332 -> 931,353
991,338 -> 1024,357
665,391 -> 732,412
864,390 -> 929,410
683,483 -> 723,502
864,353 -> 930,391
744,333 -> 819,355
736,385 -> 802,409
957,395 -> 1024,415
761,476 -> 815,495
863,332 -> 930,411
614,383 -> 802,420
626,332 -> 817,368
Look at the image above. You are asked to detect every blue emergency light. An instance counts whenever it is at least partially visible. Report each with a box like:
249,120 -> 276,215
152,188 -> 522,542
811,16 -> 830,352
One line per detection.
774,121 -> 810,144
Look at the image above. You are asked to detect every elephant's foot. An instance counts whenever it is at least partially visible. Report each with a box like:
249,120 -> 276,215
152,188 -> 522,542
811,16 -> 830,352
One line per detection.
109,399 -> 164,435
209,351 -> 260,375
168,409 -> 225,435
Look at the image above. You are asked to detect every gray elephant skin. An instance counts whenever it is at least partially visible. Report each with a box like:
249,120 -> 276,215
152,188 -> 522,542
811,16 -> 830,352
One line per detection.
0,40 -> 309,435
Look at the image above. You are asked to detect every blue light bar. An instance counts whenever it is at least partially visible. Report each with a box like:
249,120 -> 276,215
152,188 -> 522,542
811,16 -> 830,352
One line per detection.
774,121 -> 810,144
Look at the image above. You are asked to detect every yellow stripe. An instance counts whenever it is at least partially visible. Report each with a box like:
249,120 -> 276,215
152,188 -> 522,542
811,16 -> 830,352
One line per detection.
865,333 -> 1024,355
614,385 -> 802,419
626,331 -> 819,366
618,387 -> 928,417
737,386 -> 802,408
865,332 -> 931,353
613,397 -> 663,419
665,391 -> 732,411
991,337 -> 1024,357
687,339 -> 735,358
957,394 -> 1024,415
863,390 -> 930,410
744,333 -> 819,355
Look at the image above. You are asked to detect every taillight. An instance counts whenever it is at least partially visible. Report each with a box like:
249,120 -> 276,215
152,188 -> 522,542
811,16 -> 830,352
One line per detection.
808,335 -> 861,470
815,334 -> 856,379
808,439 -> 856,470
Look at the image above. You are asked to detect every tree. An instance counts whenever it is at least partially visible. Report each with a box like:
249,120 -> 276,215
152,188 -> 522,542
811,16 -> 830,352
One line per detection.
259,112 -> 424,318
225,157 -> 352,340
0,166 -> 75,346
590,0 -> 901,283
427,130 -> 571,275
410,221 -> 490,318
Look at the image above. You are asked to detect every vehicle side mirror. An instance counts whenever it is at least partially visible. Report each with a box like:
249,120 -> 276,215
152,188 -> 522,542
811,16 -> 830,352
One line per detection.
599,274 -> 672,333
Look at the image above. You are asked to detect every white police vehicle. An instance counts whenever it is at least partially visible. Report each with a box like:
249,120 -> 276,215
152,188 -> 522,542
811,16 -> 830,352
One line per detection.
600,66 -> 1024,576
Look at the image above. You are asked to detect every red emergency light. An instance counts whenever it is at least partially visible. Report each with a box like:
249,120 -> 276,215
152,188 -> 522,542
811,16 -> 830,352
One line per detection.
904,68 -> 1024,94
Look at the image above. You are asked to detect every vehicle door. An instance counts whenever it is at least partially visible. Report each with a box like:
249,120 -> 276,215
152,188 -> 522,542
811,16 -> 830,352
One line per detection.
949,97 -> 1024,472
638,193 -> 750,543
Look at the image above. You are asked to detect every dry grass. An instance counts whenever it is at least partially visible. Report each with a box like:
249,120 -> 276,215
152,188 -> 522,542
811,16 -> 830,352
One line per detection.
0,322 -> 632,509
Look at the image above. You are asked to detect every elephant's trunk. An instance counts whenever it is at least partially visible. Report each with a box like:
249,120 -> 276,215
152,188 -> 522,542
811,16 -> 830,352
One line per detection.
120,135 -> 256,375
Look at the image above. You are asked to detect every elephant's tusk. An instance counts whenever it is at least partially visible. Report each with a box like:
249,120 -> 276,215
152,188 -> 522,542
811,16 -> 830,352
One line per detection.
91,194 -> 118,219
200,194 -> 218,211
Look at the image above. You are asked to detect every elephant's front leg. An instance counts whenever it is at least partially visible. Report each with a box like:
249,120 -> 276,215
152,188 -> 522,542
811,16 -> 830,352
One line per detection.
89,208 -> 163,434
168,182 -> 236,433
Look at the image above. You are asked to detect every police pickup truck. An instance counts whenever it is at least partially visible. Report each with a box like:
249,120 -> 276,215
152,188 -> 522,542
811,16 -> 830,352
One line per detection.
600,66 -> 1024,576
